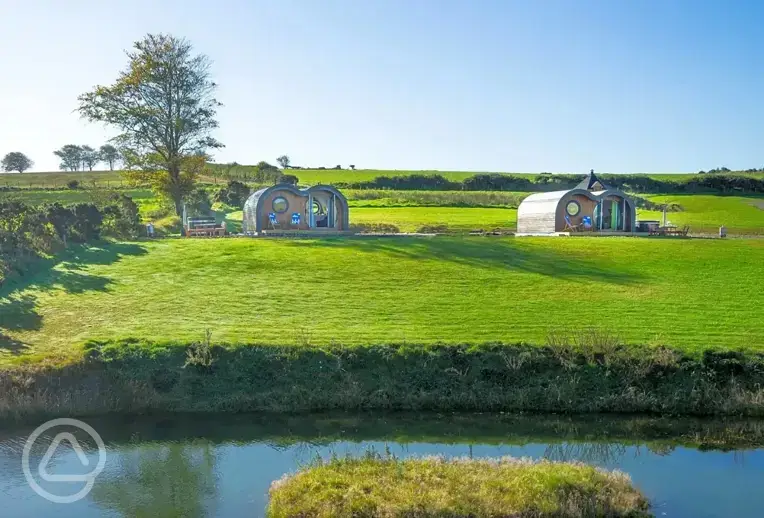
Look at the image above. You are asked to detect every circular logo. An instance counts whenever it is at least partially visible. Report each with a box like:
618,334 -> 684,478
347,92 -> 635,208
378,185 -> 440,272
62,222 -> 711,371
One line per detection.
22,418 -> 107,504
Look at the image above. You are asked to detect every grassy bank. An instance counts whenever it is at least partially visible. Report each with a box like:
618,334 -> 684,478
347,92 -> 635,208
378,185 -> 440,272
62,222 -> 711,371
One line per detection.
3,340 -> 764,421
2,237 -> 763,365
267,454 -> 651,517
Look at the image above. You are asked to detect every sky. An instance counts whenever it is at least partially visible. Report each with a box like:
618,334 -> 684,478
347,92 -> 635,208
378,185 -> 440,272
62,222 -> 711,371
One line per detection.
1,0 -> 763,173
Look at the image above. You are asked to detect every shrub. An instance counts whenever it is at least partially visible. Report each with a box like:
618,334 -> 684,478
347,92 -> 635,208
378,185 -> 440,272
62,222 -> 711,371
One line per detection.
214,180 -> 251,209
183,188 -> 212,216
184,330 -> 216,372
100,194 -> 142,239
280,174 -> 299,185
66,180 -> 80,190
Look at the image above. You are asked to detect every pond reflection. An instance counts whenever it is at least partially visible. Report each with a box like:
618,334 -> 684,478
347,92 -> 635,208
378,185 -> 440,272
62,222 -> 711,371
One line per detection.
1,412 -> 763,518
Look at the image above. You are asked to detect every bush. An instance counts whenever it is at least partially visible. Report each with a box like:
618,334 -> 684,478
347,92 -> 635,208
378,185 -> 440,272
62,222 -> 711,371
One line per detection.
214,180 -> 251,209
66,180 -> 80,190
280,174 -> 299,185
101,194 -> 142,239
0,199 -> 127,284
183,188 -> 212,216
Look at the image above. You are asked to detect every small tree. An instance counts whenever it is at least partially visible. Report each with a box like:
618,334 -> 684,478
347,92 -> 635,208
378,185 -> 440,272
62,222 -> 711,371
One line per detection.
1,152 -> 33,173
349,165 -> 356,170
81,145 -> 100,171
99,144 -> 120,170
281,174 -> 299,186
54,145 -> 84,171
277,155 -> 291,169
78,33 -> 223,217
254,161 -> 282,184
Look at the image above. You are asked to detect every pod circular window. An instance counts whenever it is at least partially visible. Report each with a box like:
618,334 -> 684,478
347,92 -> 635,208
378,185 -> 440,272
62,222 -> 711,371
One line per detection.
566,200 -> 581,217
272,197 -> 289,213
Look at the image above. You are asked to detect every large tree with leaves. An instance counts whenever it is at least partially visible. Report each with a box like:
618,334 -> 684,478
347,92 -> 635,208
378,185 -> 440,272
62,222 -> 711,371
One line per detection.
1,152 -> 33,173
80,145 -> 100,171
99,144 -> 120,170
54,145 -> 83,171
77,33 -> 223,216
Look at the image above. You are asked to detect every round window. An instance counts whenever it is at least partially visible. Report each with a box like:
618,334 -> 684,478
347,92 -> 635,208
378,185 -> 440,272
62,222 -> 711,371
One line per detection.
311,200 -> 324,215
272,197 -> 288,213
566,200 -> 581,217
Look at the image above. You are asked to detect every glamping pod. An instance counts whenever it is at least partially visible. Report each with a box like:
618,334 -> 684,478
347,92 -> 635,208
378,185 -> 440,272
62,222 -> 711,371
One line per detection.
242,184 -> 349,234
517,171 -> 636,234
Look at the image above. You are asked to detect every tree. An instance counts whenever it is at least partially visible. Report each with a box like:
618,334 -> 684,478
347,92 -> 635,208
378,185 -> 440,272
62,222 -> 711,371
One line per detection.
78,33 -> 223,217
281,174 -> 299,185
81,145 -> 100,171
1,152 -> 33,173
53,145 -> 84,171
254,161 -> 282,184
277,155 -> 291,169
349,165 -> 356,170
99,144 -> 120,170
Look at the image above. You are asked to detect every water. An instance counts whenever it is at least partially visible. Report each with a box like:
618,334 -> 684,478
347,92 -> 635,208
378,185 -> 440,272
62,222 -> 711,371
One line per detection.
1,412 -> 763,517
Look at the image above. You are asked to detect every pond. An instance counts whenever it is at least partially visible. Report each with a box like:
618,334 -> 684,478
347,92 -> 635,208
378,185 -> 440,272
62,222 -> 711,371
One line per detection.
1,412 -> 763,517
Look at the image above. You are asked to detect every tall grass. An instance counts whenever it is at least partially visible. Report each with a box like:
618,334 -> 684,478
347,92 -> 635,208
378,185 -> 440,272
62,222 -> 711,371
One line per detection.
3,339 -> 764,421
267,454 -> 651,517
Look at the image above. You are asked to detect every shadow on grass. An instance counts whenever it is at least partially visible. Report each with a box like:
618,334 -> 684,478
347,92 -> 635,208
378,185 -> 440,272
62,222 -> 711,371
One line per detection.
283,236 -> 644,284
0,333 -> 30,355
0,242 -> 147,352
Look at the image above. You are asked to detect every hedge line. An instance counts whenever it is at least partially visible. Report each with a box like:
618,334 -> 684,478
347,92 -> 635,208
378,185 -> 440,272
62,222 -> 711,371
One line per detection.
334,173 -> 764,193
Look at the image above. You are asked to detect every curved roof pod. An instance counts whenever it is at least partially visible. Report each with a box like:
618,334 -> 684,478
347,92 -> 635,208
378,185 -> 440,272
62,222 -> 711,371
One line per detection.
242,184 -> 349,233
517,188 -> 635,234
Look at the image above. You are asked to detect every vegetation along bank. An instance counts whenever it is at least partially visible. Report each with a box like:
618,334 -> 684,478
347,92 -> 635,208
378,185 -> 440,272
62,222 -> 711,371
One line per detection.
3,339 -> 764,421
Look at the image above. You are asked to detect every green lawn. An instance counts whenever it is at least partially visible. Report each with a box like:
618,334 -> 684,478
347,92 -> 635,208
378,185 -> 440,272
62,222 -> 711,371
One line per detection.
1,237 -> 763,365
345,190 -> 527,208
0,170 -> 124,189
0,188 -> 155,206
640,195 -> 764,234
351,207 -> 517,232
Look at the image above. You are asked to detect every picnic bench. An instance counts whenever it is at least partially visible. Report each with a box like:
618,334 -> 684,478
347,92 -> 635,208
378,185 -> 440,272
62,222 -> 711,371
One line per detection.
649,225 -> 690,237
185,217 -> 226,237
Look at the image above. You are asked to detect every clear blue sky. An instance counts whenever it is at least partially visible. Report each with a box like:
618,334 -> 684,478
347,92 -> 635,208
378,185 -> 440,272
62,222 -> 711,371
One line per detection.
1,0 -> 763,173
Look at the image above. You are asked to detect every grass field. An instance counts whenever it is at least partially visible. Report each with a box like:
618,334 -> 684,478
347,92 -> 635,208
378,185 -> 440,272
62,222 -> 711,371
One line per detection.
0,188 -> 155,206
350,207 -> 517,232
1,236 -> 763,365
641,195 -> 764,234
344,190 -> 527,208
4,183 -> 762,235
0,170 -> 124,189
